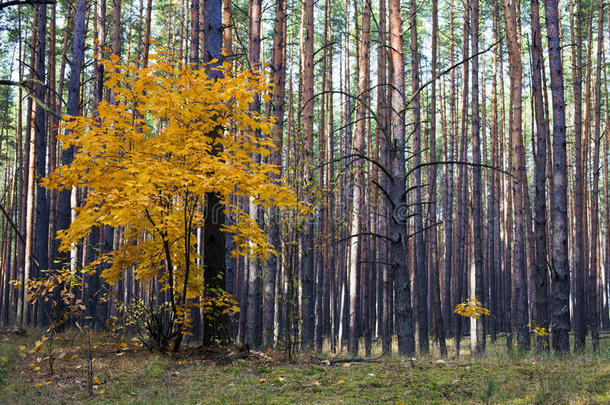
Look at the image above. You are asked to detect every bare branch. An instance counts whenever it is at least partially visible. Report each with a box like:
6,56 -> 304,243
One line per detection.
0,0 -> 55,9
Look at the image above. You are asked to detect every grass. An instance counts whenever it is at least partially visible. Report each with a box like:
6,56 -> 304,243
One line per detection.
0,329 -> 608,404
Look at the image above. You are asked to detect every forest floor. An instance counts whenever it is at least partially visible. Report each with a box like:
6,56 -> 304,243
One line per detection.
0,329 -> 608,404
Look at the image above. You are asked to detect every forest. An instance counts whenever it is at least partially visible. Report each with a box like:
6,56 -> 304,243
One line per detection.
0,0 -> 609,401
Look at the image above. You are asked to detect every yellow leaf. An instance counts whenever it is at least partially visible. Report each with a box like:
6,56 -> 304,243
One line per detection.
33,340 -> 45,353
33,366 -> 40,371
1,357 -> 8,363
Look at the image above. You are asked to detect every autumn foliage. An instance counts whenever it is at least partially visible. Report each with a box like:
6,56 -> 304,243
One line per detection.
42,52 -> 295,350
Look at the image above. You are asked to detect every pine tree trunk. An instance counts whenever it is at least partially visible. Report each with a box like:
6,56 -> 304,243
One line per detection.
347,0 -> 370,356
264,0 -> 286,349
190,0 -> 200,65
244,0 -> 263,349
470,0 -> 484,355
142,0 -> 153,67
202,0 -> 227,345
33,2 -> 49,326
388,0 -> 415,356
603,26 -> 610,332
545,0 -> 571,354
377,0 -> 392,355
570,0 -> 586,352
409,0 -> 428,356
56,0 -> 87,288
453,5 -> 469,358
300,0 -> 315,350
502,0 -> 530,351
488,46 -> 499,339
428,0 -> 446,358
530,0 -> 550,352
589,0 -> 603,352
443,1 -> 456,338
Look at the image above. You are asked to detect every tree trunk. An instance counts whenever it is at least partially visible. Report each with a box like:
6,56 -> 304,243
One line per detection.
453,4 -> 469,358
428,0 -> 446,358
531,0 -> 550,352
33,2 -> 49,326
488,5 -> 500,343
264,0 -> 286,349
389,0 -> 415,356
502,0 -> 530,351
409,0 -> 428,356
202,0 -> 227,345
470,0 -> 484,355
245,0 -> 263,349
588,0 -> 603,353
569,0 -> 587,352
347,0 -> 370,356
377,0 -> 392,355
56,0 -> 87,280
545,0 -> 571,354
190,0 -> 200,66
443,1 -> 456,338
299,0 -> 315,350
142,0 -> 153,67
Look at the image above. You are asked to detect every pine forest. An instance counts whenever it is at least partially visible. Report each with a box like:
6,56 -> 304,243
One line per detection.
0,0 -> 609,401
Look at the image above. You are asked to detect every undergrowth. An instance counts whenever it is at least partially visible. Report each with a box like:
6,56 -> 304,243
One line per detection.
0,329 -> 608,404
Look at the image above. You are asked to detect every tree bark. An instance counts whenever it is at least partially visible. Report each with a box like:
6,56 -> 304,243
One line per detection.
470,0 -> 484,355
347,0 -> 370,356
453,4 -> 469,358
408,0 -> 428,356
428,0 -> 446,358
33,2 -> 49,326
443,1 -> 456,339
545,0 -> 571,354
202,0 -> 227,345
245,0 -> 263,348
531,0 -> 550,352
389,0 -> 415,356
502,0 -> 530,351
588,0 -> 603,353
56,0 -> 87,279
299,0 -> 315,350
569,0 -> 587,352
264,0 -> 286,349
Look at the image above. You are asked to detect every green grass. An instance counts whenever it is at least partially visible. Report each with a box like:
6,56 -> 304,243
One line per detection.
1,330 -> 608,404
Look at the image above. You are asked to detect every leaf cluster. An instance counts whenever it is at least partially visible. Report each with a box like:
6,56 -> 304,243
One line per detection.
453,298 -> 491,319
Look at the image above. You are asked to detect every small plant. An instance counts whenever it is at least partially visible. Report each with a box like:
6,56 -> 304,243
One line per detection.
454,298 -> 491,319
532,326 -> 550,351
0,356 -> 8,385
23,266 -> 87,375
532,327 -> 548,337
480,378 -> 497,404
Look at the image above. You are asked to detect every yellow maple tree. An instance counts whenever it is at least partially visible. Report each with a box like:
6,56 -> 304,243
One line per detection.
43,51 -> 295,350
